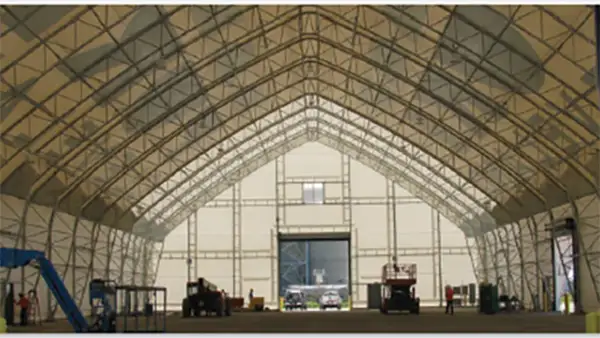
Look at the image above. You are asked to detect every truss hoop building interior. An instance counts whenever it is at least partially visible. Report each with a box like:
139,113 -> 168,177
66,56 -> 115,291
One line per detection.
0,4 -> 599,319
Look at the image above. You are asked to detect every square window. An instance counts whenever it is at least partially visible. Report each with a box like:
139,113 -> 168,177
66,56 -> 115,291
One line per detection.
302,182 -> 324,204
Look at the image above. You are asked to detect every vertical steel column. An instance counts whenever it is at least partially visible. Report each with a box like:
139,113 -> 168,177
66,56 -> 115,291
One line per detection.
305,241 -> 311,284
130,237 -> 139,285
502,228 -> 513,296
518,225 -> 526,304
478,235 -> 489,282
193,212 -> 199,281
392,184 -> 398,261
341,154 -> 356,301
385,180 -> 394,266
352,227 -> 359,306
530,216 -> 553,311
341,154 -> 352,227
436,210 -> 443,307
70,217 -> 80,311
186,215 -> 193,282
431,208 -> 437,301
491,233 -> 501,290
273,155 -> 286,305
185,210 -> 198,283
142,239 -> 149,286
528,217 -> 542,309
233,182 -> 242,297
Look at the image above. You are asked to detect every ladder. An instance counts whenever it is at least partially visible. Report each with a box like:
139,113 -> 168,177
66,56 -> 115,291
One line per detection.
27,290 -> 41,325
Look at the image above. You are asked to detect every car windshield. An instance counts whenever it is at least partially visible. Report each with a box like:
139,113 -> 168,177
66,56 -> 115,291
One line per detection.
324,292 -> 338,297
286,292 -> 302,300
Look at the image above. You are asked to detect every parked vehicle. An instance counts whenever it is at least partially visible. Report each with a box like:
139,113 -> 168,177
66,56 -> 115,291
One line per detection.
284,290 -> 307,310
319,290 -> 342,310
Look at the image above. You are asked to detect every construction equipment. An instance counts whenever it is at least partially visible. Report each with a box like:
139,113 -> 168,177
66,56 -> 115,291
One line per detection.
380,262 -> 420,315
181,278 -> 231,317
0,248 -> 167,333
229,297 -> 245,311
249,297 -> 264,311
0,280 -> 14,326
89,279 -> 118,332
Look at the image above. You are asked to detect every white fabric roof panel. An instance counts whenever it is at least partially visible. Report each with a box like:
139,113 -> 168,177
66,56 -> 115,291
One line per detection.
0,5 -> 597,239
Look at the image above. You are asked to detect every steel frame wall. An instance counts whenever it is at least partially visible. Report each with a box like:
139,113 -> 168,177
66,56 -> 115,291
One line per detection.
1,5 -> 598,317
161,152 -> 471,307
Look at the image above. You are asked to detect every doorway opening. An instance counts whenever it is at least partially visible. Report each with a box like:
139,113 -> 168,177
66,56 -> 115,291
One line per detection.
278,232 -> 351,312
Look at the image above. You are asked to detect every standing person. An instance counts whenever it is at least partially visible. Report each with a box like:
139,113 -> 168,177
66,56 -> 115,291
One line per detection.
445,285 -> 454,315
248,288 -> 254,306
15,293 -> 29,326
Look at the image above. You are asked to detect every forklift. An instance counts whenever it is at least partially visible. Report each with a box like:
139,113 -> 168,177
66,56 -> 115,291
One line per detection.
181,278 -> 231,317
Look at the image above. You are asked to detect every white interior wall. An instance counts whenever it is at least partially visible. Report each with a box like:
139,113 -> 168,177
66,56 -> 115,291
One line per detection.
156,143 -> 475,307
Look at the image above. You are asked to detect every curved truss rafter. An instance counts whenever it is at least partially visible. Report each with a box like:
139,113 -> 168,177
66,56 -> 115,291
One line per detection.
0,4 -> 597,236
86,81 -> 523,229
140,124 -> 475,241
133,105 -> 492,237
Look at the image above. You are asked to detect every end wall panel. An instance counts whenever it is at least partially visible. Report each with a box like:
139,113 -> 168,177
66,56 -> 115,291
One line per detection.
349,160 -> 386,196
196,208 -> 234,251
354,205 -> 387,248
285,143 -> 341,177
241,207 -> 273,251
286,205 -> 343,226
241,258 -> 271,301
155,259 -> 188,309
241,163 -> 276,199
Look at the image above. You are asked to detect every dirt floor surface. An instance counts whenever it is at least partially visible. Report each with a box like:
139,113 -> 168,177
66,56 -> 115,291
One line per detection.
8,307 -> 585,333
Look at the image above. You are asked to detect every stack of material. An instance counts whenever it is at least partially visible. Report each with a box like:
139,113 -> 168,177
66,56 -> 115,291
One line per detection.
249,297 -> 265,311
229,298 -> 245,311
478,283 -> 499,315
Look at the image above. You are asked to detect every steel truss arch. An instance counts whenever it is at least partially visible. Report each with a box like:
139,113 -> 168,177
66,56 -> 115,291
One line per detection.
5,5 -> 591,202
146,123 -> 473,241
114,90 -> 518,229
4,4 -> 595,187
0,5 -> 597,234
0,6 -> 296,170
320,7 -> 594,188
75,51 -> 552,222
1,7 -> 572,206
377,5 -> 598,139
140,104 -> 496,225
76,74 -> 528,233
133,105 -> 494,237
19,50 -> 556,232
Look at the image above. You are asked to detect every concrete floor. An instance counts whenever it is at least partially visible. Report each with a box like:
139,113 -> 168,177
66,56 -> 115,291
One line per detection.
8,308 -> 585,333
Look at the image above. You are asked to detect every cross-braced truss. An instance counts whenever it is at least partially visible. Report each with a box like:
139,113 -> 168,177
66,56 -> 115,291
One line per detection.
1,4 -> 599,314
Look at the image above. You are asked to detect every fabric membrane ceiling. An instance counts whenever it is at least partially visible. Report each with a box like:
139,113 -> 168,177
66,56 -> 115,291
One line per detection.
0,5 -> 598,239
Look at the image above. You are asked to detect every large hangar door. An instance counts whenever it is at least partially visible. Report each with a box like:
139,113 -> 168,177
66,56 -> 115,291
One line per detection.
278,232 -> 351,311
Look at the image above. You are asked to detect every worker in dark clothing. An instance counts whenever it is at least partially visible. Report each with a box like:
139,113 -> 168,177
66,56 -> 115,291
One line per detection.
445,285 -> 454,315
248,289 -> 254,305
15,293 -> 29,326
